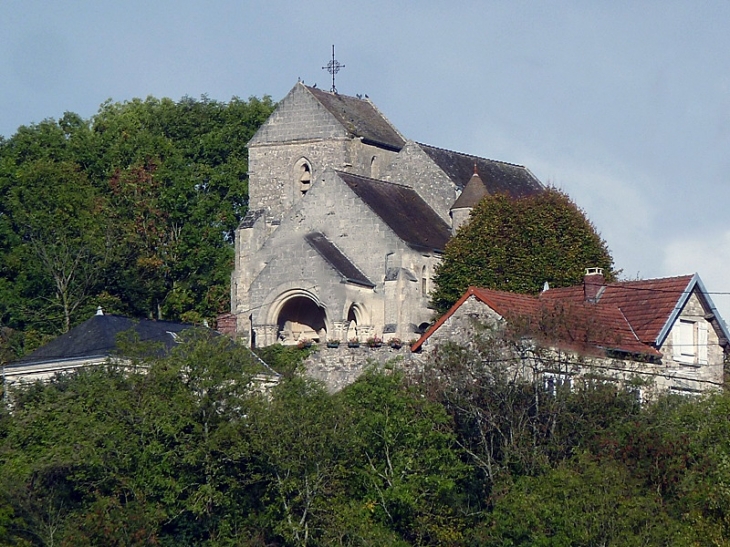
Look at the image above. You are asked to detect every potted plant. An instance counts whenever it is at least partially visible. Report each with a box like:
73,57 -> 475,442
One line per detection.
348,337 -> 360,348
326,339 -> 340,348
297,338 -> 313,349
366,336 -> 383,348
389,337 -> 402,349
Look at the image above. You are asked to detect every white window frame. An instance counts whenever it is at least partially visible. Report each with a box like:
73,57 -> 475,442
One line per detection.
672,319 -> 709,366
543,372 -> 572,396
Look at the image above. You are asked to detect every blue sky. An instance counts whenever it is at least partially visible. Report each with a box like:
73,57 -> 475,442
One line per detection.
3,1 -> 730,319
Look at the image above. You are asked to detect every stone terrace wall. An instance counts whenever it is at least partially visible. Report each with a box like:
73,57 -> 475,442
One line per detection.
303,344 -> 415,392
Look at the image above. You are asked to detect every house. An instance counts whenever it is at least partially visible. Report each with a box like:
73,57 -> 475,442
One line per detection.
231,82 -> 543,347
4,308 -> 199,387
411,269 -> 729,395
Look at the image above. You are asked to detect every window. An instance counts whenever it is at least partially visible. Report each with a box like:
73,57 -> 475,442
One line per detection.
294,158 -> 313,195
299,163 -> 312,194
672,319 -> 708,365
543,372 -> 572,396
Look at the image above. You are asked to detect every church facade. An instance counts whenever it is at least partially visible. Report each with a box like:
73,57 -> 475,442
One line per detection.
231,82 -> 543,347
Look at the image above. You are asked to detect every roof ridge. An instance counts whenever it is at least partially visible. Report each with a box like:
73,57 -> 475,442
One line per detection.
609,274 -> 694,286
416,142 -> 529,170
334,169 -> 413,189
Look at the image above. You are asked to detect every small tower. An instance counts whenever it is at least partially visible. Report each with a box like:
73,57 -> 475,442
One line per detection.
449,164 -> 489,234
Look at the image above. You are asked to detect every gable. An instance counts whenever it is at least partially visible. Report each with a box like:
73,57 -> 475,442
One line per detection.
248,83 -> 350,146
248,83 -> 405,150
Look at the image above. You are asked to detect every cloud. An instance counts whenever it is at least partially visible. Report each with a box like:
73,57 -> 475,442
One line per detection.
663,230 -> 730,324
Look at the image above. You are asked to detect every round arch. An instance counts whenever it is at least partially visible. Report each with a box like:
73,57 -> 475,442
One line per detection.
267,289 -> 329,345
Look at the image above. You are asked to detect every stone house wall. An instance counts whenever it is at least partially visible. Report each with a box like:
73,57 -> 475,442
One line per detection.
657,292 -> 724,393
418,294 -> 724,396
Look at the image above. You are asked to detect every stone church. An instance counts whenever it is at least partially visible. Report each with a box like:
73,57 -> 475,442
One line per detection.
231,82 -> 544,347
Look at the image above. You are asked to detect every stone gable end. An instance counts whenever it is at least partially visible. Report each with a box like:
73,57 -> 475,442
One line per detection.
249,83 -> 348,146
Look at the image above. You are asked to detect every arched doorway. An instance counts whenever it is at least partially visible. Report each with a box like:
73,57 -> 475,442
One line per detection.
346,303 -> 365,341
277,295 -> 327,345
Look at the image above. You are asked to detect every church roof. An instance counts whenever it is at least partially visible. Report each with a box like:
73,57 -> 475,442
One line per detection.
419,143 -> 543,196
338,171 -> 452,253
11,315 -> 199,368
306,85 -> 405,151
304,232 -> 375,288
451,170 -> 489,210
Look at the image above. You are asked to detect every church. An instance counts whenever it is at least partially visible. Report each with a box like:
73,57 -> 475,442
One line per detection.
231,82 -> 544,347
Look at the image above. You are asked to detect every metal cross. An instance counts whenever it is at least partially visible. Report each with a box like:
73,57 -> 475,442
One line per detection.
322,45 -> 345,94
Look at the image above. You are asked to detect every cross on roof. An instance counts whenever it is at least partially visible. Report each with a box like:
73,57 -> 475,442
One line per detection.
322,45 -> 345,94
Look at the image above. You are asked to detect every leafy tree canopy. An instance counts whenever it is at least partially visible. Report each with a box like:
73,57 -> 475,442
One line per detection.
0,94 -> 275,351
431,188 -> 616,314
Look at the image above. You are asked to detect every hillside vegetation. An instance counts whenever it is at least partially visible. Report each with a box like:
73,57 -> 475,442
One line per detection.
0,336 -> 729,545
0,95 -> 275,358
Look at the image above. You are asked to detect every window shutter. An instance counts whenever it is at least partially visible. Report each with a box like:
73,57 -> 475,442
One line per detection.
698,322 -> 708,365
673,323 -> 682,360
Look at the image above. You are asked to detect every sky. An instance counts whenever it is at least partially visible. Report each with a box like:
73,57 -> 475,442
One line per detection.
2,1 -> 730,320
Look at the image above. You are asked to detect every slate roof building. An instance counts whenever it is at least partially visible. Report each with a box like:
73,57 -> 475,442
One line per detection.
412,269 -> 730,395
5,309 -> 198,386
232,82 -> 543,346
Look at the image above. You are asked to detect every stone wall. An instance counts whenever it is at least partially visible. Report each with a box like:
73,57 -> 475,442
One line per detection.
657,291 -> 725,392
418,294 -> 725,395
241,169 -> 438,343
303,344 -> 414,392
382,141 -> 459,223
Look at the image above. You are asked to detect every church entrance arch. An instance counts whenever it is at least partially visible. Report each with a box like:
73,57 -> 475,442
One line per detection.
271,291 -> 328,345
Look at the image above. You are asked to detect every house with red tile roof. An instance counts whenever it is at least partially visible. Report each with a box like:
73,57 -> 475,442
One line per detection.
412,269 -> 729,395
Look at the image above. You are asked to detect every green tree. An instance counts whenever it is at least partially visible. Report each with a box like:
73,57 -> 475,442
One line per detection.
4,159 -> 110,333
431,188 -> 616,314
0,94 -> 275,343
339,370 -> 468,545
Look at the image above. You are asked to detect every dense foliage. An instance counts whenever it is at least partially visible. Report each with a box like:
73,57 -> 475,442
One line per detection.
1,335 -> 729,545
431,188 -> 616,314
0,95 -> 275,356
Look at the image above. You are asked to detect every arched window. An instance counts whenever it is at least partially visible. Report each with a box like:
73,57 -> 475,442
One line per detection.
370,155 -> 377,178
294,158 -> 313,195
421,265 -> 428,295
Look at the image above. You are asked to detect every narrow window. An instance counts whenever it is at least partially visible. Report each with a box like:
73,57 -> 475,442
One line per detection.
679,320 -> 695,358
673,319 -> 701,365
299,162 -> 312,194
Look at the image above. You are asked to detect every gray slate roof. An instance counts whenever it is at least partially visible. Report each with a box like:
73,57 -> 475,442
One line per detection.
304,232 -> 375,288
419,143 -> 544,196
451,171 -> 490,210
11,315 -> 199,367
307,86 -> 405,151
337,171 -> 452,252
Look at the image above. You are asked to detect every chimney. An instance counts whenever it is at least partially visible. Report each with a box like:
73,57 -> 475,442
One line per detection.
216,312 -> 237,338
583,267 -> 605,302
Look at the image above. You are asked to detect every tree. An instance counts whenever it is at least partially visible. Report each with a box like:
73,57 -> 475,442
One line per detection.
431,188 -> 616,314
5,159 -> 110,333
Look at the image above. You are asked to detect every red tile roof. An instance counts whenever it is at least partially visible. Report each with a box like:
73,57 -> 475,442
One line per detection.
540,275 -> 694,344
412,275 -> 705,357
